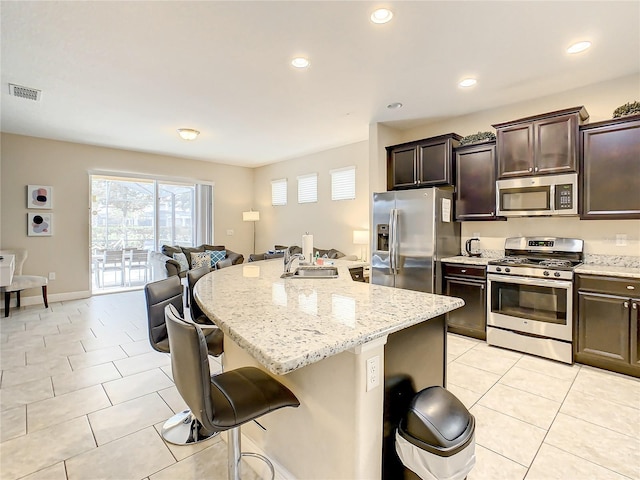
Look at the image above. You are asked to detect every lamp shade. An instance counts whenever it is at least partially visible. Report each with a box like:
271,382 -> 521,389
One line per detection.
243,211 -> 260,222
353,230 -> 369,245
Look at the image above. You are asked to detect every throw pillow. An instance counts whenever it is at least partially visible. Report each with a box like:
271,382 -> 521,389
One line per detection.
190,252 -> 211,269
181,246 -> 204,268
206,249 -> 226,267
172,252 -> 189,272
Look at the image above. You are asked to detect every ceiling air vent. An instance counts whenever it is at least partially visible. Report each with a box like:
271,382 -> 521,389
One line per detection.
9,83 -> 41,101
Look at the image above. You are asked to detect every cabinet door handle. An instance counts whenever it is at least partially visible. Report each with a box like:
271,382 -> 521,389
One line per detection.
534,166 -> 539,172
528,167 -> 533,172
461,269 -> 466,273
633,303 -> 638,310
627,285 -> 635,290
624,301 -> 629,308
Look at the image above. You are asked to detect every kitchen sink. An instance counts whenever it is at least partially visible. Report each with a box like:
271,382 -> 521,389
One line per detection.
282,266 -> 339,279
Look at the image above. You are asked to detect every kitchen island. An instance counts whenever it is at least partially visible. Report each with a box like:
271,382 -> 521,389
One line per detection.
194,258 -> 464,479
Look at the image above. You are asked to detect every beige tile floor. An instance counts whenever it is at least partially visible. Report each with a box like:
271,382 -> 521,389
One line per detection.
1,291 -> 639,480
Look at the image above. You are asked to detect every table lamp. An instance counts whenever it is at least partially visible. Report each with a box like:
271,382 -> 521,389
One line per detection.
353,230 -> 369,261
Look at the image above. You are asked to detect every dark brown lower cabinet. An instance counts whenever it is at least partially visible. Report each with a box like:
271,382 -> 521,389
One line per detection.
576,274 -> 640,378
443,263 -> 486,340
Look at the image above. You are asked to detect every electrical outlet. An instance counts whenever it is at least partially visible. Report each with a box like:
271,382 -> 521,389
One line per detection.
226,229 -> 234,236
616,234 -> 627,246
366,355 -> 380,391
48,272 -> 56,280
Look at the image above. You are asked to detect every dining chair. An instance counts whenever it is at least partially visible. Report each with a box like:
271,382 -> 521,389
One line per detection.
126,248 -> 150,286
0,249 -> 48,317
98,249 -> 125,287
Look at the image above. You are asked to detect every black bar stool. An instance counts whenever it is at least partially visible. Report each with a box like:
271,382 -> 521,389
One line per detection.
165,304 -> 300,479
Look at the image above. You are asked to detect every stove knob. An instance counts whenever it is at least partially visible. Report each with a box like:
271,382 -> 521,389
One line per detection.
543,271 -> 550,276
496,267 -> 502,272
554,272 -> 561,278
505,267 -> 511,273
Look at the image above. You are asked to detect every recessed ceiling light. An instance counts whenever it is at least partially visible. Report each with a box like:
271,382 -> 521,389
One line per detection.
459,78 -> 477,88
387,102 -> 403,109
567,41 -> 591,54
371,8 -> 393,24
177,128 -> 200,141
291,57 -> 310,68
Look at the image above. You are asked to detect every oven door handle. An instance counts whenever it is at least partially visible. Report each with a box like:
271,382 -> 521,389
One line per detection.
487,274 -> 572,290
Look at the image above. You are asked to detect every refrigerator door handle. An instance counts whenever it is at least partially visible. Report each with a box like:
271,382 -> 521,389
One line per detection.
391,209 -> 399,274
388,210 -> 395,272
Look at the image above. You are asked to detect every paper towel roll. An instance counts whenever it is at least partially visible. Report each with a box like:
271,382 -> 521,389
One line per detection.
302,233 -> 313,264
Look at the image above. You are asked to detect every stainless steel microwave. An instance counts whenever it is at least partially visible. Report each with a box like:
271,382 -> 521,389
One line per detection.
496,173 -> 578,217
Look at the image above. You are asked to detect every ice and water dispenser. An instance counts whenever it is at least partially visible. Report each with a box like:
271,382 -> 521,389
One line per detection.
377,224 -> 390,252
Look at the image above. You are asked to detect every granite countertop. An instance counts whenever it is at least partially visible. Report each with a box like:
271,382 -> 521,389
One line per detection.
440,255 -> 496,266
441,253 -> 640,278
575,264 -> 640,279
194,258 -> 464,375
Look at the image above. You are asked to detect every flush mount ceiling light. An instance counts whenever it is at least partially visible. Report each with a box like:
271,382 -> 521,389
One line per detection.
387,102 -> 403,109
371,8 -> 393,24
567,41 -> 592,54
291,57 -> 310,68
177,128 -> 200,141
459,78 -> 477,88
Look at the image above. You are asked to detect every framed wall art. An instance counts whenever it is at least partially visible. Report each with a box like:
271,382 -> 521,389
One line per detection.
27,185 -> 53,209
27,212 -> 53,236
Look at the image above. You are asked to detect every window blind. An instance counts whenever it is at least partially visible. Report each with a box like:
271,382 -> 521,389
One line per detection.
271,178 -> 287,206
297,173 -> 318,204
330,166 -> 356,201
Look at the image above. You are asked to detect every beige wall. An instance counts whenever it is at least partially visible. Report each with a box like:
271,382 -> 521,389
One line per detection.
370,73 -> 640,256
253,141 -> 369,258
2,74 -> 638,303
1,134 -> 254,300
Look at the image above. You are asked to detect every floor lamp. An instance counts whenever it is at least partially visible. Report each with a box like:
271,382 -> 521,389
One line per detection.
243,210 -> 260,254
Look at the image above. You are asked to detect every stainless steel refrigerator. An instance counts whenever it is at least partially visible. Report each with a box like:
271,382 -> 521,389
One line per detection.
371,188 -> 460,294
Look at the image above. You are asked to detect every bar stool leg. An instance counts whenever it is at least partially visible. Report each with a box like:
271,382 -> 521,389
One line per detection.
228,427 -> 241,480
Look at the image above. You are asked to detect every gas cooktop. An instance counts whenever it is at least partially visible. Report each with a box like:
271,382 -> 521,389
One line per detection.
487,237 -> 584,280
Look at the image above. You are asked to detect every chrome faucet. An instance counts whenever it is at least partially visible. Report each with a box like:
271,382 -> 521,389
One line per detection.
283,248 -> 305,275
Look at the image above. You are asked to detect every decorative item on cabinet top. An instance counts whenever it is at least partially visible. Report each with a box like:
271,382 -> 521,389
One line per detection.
612,101 -> 640,118
458,131 -> 496,146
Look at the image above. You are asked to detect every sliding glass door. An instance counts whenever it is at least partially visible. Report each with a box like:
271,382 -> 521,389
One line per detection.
91,174 -> 208,293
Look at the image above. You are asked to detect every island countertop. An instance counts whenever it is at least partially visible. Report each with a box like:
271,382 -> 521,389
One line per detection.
194,258 -> 464,375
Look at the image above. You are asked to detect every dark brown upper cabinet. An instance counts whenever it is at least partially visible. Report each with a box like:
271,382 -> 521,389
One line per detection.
580,114 -> 640,220
454,141 -> 501,221
387,133 -> 461,190
493,106 -> 589,179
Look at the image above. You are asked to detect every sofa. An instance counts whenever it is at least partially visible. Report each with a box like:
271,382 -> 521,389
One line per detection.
149,244 -> 244,280
248,245 -> 348,262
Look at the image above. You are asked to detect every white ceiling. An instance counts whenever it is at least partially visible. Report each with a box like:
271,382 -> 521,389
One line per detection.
1,1 -> 639,167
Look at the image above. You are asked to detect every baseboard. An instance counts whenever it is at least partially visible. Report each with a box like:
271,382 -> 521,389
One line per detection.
0,290 -> 91,310
219,431 -> 296,480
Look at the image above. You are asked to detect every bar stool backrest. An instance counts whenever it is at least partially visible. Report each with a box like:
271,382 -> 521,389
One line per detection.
165,304 -> 215,430
144,276 -> 184,352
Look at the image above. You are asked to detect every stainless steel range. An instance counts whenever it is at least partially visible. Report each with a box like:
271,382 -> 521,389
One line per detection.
486,237 -> 584,364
